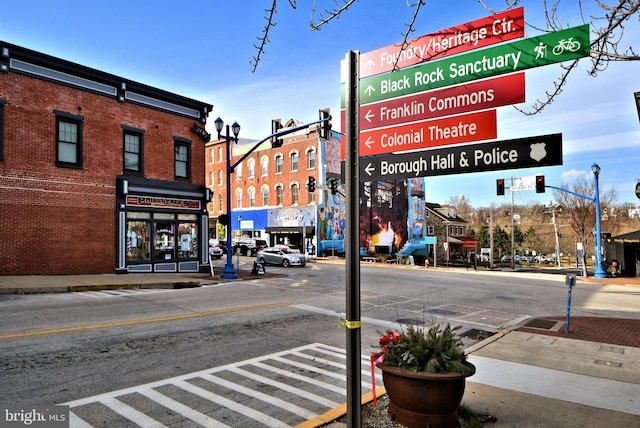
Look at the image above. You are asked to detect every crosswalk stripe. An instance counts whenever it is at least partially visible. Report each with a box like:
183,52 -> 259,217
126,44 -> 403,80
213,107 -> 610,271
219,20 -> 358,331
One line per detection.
172,379 -> 287,427
64,343 -> 369,427
100,396 -> 166,427
137,387 -> 224,428
198,373 -> 318,420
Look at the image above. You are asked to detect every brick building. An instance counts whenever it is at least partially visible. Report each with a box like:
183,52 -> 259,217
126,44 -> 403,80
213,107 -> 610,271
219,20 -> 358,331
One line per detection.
206,120 -> 340,251
0,41 -> 213,275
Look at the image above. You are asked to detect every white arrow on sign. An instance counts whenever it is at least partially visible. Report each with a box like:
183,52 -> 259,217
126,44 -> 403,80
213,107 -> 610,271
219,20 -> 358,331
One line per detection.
364,136 -> 375,149
364,110 -> 375,123
364,85 -> 375,96
364,59 -> 375,71
364,163 -> 375,176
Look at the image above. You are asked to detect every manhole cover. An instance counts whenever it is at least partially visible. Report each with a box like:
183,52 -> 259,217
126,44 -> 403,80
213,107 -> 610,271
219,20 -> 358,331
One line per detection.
525,319 -> 558,329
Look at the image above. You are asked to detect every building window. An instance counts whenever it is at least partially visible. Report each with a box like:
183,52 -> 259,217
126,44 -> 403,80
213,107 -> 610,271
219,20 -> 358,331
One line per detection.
174,139 -> 192,180
262,186 -> 269,206
209,148 -> 214,163
218,194 -> 223,212
276,155 -> 283,174
261,156 -> 268,176
218,170 -> 223,186
308,188 -> 315,204
276,185 -> 283,205
292,183 -> 299,205
428,226 -> 434,235
122,126 -> 144,175
54,110 -> 84,169
248,159 -> 255,178
307,149 -> 316,169
291,152 -> 299,172
218,146 -> 223,163
209,171 -> 214,186
248,188 -> 256,207
236,163 -> 243,180
0,100 -> 5,161
235,189 -> 243,209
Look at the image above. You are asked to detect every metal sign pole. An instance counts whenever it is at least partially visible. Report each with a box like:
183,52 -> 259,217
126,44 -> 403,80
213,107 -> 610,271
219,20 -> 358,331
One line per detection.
344,49 -> 361,428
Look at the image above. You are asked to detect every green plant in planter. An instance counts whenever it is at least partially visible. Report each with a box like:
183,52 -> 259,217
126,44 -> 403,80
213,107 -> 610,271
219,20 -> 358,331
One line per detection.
375,323 -> 472,375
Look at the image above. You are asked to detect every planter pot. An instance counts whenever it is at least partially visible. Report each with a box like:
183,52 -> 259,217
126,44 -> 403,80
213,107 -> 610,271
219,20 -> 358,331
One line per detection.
380,362 -> 476,428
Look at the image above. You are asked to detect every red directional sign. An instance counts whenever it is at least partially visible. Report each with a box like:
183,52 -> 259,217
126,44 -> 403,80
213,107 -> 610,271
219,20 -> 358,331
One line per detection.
359,73 -> 524,131
360,7 -> 524,78
358,110 -> 497,157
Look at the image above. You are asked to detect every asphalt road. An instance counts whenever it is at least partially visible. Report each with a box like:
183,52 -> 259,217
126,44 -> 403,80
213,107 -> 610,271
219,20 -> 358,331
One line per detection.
1,262 -> 638,426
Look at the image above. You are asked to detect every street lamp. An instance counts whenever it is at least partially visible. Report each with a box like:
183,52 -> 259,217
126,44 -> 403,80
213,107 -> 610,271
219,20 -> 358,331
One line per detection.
215,117 -> 241,279
592,163 -> 607,278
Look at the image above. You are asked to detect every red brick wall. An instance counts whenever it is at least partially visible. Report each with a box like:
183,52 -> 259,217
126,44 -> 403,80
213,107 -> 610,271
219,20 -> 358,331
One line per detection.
0,72 -> 206,275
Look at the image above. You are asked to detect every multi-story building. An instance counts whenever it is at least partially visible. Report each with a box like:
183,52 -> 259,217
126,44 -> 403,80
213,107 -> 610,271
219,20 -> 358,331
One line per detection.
0,41 -> 213,275
206,120 -> 341,252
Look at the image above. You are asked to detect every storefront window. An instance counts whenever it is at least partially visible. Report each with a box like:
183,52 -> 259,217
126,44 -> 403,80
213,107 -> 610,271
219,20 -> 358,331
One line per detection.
177,214 -> 198,259
154,213 -> 175,261
126,220 -> 151,261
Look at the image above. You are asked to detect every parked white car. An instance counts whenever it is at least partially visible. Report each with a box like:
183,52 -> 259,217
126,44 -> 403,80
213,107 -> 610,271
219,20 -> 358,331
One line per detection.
208,240 -> 223,259
256,247 -> 307,267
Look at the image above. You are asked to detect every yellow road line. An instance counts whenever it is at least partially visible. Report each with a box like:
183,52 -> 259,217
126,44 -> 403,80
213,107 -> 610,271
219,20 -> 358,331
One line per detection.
0,302 -> 293,341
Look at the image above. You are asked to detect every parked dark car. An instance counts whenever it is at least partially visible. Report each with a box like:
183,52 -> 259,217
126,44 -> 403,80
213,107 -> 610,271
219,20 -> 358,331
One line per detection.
233,238 -> 268,256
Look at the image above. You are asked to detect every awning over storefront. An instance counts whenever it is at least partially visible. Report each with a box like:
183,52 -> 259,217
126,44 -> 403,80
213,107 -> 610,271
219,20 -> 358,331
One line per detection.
461,237 -> 480,249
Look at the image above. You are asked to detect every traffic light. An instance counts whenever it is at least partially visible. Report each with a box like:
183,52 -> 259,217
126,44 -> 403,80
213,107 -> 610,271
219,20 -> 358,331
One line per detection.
319,108 -> 332,140
602,232 -> 612,240
307,176 -> 316,193
271,118 -> 283,148
496,179 -> 505,196
536,175 -> 545,193
329,178 -> 338,195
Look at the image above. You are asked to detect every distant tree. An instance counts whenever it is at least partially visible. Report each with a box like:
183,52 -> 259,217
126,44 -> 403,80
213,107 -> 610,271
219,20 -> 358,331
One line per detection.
448,195 -> 473,223
250,1 -> 640,113
493,225 -> 511,259
553,177 -> 617,276
523,226 -> 541,256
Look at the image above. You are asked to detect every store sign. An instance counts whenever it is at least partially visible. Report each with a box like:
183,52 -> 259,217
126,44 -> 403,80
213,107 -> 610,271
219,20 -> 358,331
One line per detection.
126,195 -> 201,210
192,123 -> 211,142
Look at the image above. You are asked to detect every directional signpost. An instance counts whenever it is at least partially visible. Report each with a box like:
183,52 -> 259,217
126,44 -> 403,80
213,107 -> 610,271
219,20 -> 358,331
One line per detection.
341,10 -> 590,426
359,24 -> 590,105
359,72 -> 525,131
360,7 -> 525,78
360,133 -> 562,181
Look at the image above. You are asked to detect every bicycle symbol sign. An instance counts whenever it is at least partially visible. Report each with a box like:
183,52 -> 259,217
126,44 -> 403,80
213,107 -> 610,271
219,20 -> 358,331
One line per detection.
534,37 -> 582,59
552,37 -> 581,55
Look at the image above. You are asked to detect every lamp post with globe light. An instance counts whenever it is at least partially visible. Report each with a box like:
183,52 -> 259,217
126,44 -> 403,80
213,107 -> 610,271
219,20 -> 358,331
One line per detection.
215,117 -> 240,279
592,163 -> 607,279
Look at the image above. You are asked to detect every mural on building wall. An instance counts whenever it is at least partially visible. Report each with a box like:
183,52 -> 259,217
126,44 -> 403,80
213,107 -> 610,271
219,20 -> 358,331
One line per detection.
359,180 -> 409,257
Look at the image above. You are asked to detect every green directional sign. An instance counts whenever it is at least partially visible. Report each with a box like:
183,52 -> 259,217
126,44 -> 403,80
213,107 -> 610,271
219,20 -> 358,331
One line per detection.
359,24 -> 590,105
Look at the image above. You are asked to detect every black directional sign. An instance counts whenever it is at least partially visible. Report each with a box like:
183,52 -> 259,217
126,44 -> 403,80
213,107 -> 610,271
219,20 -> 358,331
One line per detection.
359,133 -> 562,181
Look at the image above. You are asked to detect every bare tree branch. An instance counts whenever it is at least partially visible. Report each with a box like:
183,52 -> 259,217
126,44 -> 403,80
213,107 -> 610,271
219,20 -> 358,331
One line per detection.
250,1 -> 279,73
250,0 -> 640,114
391,1 -> 426,72
309,0 -> 358,31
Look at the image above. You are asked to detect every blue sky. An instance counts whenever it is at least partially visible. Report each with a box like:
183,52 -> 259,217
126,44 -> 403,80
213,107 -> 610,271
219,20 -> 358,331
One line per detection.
2,1 -> 639,207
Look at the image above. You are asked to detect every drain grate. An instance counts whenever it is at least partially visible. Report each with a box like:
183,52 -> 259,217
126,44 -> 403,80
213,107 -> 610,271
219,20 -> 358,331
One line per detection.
460,328 -> 495,341
524,319 -> 559,329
